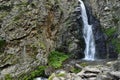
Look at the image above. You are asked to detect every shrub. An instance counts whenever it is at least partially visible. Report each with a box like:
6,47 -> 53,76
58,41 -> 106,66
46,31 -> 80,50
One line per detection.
48,51 -> 69,68
5,74 -> 12,80
23,66 -> 46,80
104,27 -> 116,37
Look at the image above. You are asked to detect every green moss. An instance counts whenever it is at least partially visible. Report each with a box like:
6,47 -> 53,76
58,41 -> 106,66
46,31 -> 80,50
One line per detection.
71,67 -> 81,73
57,73 -> 66,77
23,66 -> 46,80
48,51 -> 69,68
70,63 -> 88,73
112,39 -> 120,53
48,73 -> 55,80
104,27 -> 120,54
80,62 -> 88,67
5,74 -> 12,80
0,11 -> 8,19
103,26 -> 120,54
104,27 -> 116,37
38,42 -> 46,50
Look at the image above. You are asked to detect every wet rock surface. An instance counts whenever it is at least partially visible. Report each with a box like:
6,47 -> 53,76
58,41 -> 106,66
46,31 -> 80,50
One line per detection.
49,59 -> 120,80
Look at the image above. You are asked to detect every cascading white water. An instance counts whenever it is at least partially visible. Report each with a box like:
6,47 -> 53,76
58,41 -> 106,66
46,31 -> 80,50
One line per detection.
79,0 -> 96,60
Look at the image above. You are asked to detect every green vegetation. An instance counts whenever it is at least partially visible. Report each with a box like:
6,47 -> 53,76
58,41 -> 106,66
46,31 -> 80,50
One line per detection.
0,12 -> 8,19
38,42 -> 46,50
20,51 -> 69,79
23,66 -> 46,80
71,67 -> 81,73
5,74 -> 12,80
16,1 -> 28,7
80,62 -> 88,67
3,50 -> 69,80
104,27 -> 116,37
30,41 -> 46,50
112,39 -> 120,53
48,51 -> 69,68
48,73 -> 55,80
104,27 -> 120,53
70,63 -> 88,73
57,73 -> 66,77
48,73 -> 66,80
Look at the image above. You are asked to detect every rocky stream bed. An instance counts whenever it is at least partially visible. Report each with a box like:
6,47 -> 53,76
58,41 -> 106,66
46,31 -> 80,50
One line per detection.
34,57 -> 120,80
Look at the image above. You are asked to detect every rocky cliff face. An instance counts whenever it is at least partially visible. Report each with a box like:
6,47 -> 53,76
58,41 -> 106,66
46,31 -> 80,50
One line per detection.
0,0 -> 78,79
0,0 -> 119,79
87,0 -> 120,58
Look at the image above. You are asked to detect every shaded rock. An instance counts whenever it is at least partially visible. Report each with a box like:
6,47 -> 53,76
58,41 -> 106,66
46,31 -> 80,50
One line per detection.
97,74 -> 113,80
112,61 -> 120,71
45,67 -> 55,76
87,77 -> 96,80
104,7 -> 110,11
56,4 -> 85,59
108,71 -> 120,79
83,73 -> 97,78
75,64 -> 83,69
77,70 -> 85,76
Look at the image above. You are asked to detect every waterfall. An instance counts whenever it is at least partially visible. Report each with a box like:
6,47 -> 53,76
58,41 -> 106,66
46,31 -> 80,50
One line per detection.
79,0 -> 96,60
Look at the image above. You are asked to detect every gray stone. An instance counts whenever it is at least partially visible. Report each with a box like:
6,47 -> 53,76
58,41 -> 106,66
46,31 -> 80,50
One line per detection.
109,71 -> 120,79
53,77 -> 60,80
84,67 -> 101,73
97,74 -> 112,80
83,73 -> 97,78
